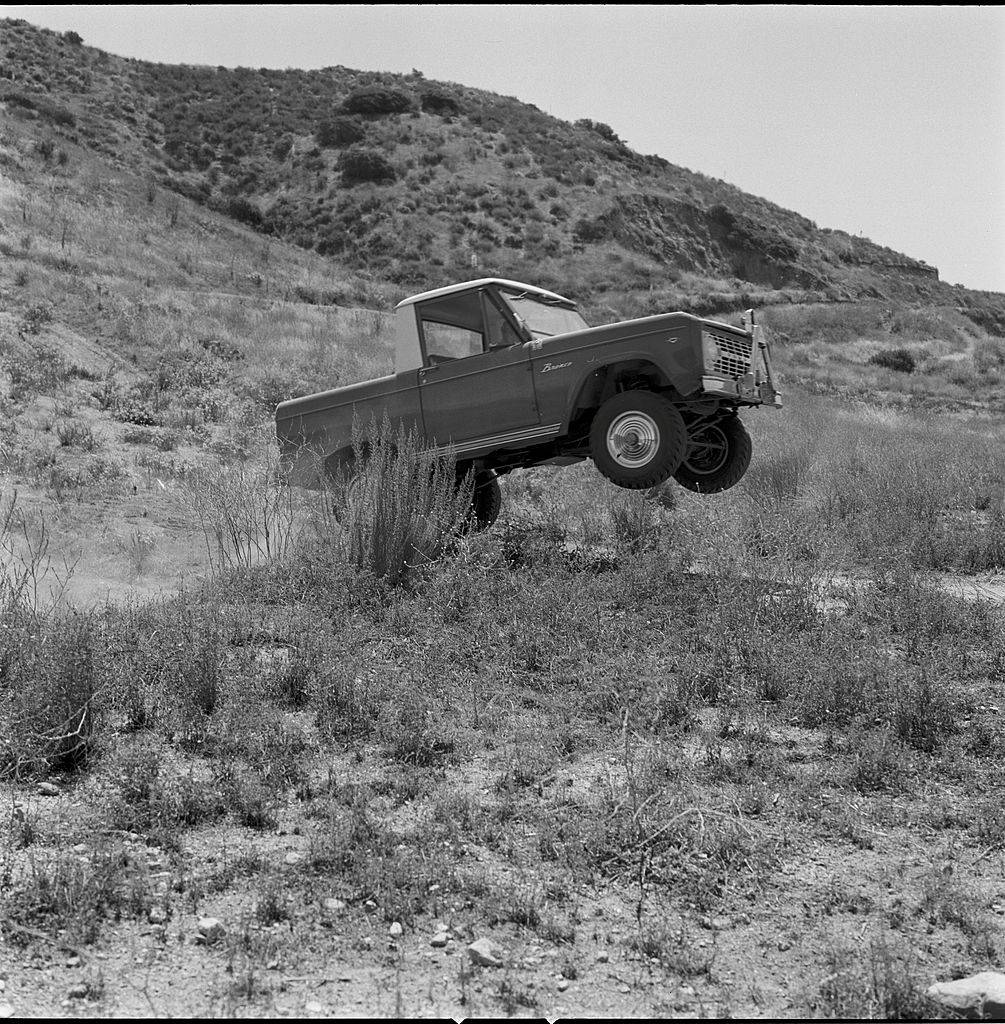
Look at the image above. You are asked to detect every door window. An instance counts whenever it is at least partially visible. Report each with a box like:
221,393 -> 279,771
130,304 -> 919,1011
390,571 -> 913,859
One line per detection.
422,321 -> 483,362
417,288 -> 525,363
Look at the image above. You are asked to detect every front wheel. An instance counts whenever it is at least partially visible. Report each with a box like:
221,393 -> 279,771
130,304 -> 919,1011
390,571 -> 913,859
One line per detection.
590,391 -> 688,489
673,416 -> 752,493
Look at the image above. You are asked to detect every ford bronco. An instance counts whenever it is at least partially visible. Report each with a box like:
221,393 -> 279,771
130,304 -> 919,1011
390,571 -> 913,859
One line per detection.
276,278 -> 781,526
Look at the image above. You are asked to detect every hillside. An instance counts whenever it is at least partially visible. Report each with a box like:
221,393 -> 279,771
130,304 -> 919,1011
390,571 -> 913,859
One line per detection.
1,19 -> 1004,1021
2,17 -> 1005,329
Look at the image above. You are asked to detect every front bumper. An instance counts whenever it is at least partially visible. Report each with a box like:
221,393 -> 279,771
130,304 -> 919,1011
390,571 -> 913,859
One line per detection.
701,374 -> 782,407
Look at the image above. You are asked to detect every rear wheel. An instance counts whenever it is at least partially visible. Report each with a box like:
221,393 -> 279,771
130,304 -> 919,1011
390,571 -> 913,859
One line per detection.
471,470 -> 502,530
590,391 -> 688,489
673,416 -> 752,493
459,468 -> 501,531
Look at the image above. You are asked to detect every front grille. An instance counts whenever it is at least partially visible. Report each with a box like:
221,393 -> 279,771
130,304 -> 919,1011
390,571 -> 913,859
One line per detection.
707,330 -> 751,379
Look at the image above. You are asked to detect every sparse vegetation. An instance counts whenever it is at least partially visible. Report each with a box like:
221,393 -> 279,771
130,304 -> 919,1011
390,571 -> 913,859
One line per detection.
0,14 -> 1002,1018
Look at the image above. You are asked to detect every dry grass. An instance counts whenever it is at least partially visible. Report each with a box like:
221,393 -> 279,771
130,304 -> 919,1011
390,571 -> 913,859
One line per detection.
1,79 -> 1003,1015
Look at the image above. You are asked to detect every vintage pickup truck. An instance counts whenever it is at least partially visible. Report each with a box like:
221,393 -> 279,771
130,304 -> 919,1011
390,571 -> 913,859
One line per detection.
276,278 -> 780,526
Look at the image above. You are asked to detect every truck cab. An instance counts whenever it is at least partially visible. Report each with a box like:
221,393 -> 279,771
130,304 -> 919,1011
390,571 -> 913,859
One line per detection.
393,279 -> 588,459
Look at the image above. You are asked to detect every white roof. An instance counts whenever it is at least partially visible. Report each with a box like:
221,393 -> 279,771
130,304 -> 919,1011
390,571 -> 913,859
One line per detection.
395,278 -> 573,309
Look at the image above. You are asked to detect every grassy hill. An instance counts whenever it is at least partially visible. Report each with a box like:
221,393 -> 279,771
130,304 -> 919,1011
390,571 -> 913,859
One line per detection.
3,16 -> 1004,415
1,18 -> 1004,1020
4,18 -> 1005,320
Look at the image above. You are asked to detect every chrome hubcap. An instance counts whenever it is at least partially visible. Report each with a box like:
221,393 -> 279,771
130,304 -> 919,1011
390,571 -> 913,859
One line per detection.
607,412 -> 660,468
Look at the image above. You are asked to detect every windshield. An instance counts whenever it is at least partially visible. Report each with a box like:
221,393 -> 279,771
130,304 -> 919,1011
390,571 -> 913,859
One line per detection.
501,292 -> 589,341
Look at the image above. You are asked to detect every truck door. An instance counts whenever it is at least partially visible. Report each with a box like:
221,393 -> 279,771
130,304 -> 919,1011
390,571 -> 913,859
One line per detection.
416,291 -> 540,449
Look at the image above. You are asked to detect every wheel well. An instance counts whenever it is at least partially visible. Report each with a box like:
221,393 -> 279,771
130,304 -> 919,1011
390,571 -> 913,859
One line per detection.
568,360 -> 677,435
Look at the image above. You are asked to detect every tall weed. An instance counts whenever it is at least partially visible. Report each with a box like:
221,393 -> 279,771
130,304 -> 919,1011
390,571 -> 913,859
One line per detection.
304,421 -> 470,586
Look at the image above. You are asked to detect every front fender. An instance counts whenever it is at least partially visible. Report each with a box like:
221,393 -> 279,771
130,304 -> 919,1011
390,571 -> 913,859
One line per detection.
553,348 -> 700,433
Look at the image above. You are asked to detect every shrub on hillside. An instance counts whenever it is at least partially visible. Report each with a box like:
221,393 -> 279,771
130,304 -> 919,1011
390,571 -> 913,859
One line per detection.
316,115 -> 365,148
271,134 -> 293,160
113,388 -> 160,427
420,89 -> 462,116
169,178 -> 211,203
973,338 -> 1005,375
869,347 -> 916,373
227,196 -> 263,228
342,86 -> 415,116
572,214 -> 609,244
6,340 -> 71,403
63,30 -> 83,45
574,118 -> 623,145
2,91 -> 76,127
338,147 -> 397,185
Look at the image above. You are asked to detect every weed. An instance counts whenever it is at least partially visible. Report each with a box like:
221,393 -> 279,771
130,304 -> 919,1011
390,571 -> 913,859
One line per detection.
184,444 -> 299,572
313,661 -> 382,743
306,420 -> 470,586
918,866 -> 992,943
55,419 -> 98,448
19,303 -> 53,335
608,492 -> 657,551
495,976 -> 539,1012
254,875 -> 290,925
114,527 -> 156,574
971,796 -> 1005,848
378,700 -> 458,767
631,921 -> 714,976
4,842 -> 152,946
844,727 -> 913,792
218,767 -> 278,830
810,936 -> 941,1018
100,737 -> 225,838
2,612 -> 102,777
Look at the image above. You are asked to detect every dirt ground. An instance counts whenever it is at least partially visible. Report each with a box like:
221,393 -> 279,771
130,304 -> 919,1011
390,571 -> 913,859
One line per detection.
3,697 -> 1003,1019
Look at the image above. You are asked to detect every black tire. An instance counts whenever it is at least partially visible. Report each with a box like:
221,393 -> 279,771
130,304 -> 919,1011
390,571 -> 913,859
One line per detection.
589,391 -> 688,489
673,416 -> 752,493
460,469 -> 502,531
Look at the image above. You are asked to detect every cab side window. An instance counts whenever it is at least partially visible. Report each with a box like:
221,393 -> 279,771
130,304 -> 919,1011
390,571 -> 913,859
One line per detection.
422,321 -> 483,362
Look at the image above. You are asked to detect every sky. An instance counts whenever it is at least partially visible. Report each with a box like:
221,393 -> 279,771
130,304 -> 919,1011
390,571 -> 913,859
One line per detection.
4,4 -> 1003,293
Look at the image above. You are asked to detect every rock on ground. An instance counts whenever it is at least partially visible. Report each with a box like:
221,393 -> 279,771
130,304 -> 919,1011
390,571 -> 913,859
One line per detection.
926,971 -> 1005,1019
467,937 -> 506,968
197,917 -> 226,944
